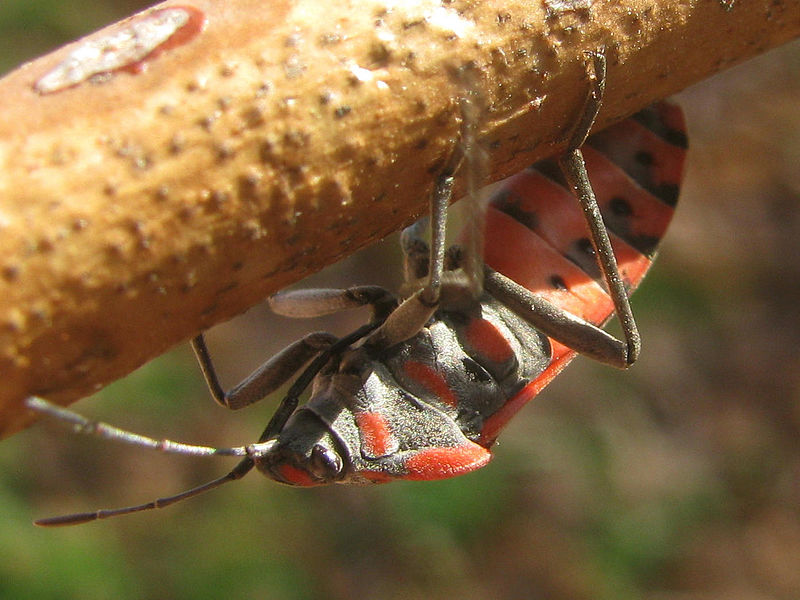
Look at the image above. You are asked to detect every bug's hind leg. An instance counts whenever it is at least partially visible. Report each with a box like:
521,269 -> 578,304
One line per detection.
485,51 -> 644,369
558,51 -> 641,365
484,267 -> 629,368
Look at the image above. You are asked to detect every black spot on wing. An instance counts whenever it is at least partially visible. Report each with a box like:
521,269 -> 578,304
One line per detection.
566,237 -> 601,280
635,150 -> 654,166
530,159 -> 565,187
549,274 -> 568,291
610,196 -> 633,217
656,183 -> 680,207
604,195 -> 663,257
493,188 -> 539,230
632,105 -> 688,149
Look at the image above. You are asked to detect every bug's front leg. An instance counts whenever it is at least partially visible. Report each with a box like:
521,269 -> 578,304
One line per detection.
194,284 -> 400,410
192,332 -> 338,410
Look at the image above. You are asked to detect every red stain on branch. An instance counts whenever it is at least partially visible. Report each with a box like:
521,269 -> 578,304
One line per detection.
34,5 -> 207,94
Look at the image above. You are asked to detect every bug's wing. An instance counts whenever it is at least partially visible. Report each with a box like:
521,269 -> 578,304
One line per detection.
478,102 -> 687,444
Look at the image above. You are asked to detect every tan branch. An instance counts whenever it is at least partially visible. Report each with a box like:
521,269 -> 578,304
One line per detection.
0,0 -> 798,436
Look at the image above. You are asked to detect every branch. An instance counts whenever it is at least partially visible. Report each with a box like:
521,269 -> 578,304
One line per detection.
0,0 -> 798,436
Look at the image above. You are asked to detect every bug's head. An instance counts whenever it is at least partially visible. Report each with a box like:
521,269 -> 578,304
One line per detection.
250,409 -> 349,486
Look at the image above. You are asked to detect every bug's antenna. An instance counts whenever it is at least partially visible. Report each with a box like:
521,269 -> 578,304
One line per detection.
25,321 -> 383,527
25,396 -> 248,458
34,456 -> 257,527
24,396 -> 260,526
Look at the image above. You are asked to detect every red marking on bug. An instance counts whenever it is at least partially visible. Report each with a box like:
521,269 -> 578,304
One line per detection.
405,442 -> 492,480
479,354 -> 573,446
465,318 -> 514,364
404,361 -> 459,407
583,148 -> 675,240
34,5 -> 206,94
355,411 -> 397,458
275,463 -> 318,487
484,208 -> 610,320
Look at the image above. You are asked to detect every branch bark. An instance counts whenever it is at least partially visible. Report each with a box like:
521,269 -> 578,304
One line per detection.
0,0 -> 798,436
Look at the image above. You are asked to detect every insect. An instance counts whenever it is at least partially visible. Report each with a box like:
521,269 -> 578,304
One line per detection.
25,52 -> 686,525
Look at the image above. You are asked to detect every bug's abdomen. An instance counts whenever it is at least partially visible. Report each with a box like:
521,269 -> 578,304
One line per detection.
479,102 -> 687,444
384,302 -> 551,443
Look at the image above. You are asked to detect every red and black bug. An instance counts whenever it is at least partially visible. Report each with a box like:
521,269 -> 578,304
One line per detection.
26,53 -> 687,525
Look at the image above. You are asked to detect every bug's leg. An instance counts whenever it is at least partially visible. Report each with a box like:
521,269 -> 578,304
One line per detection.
397,169 -> 455,297
192,331 -> 338,410
196,283 -> 400,411
483,52 -> 637,368
372,71 -> 492,348
424,171 -> 454,306
366,171 -> 455,349
558,51 -> 640,365
269,285 -> 397,322
457,81 -> 488,297
400,219 -> 431,284
484,268 -> 629,368
259,320 -> 383,440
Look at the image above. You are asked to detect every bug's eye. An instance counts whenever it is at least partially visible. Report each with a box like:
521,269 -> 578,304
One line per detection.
255,441 -> 345,486
308,444 -> 344,479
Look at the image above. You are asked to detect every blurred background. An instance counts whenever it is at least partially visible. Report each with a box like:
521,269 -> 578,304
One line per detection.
1,2 -> 798,599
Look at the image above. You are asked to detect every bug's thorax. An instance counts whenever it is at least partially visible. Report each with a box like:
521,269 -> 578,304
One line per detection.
256,293 -> 553,487
399,264 -> 483,307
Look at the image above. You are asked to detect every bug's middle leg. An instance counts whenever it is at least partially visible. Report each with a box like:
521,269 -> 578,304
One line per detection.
366,171 -> 455,349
